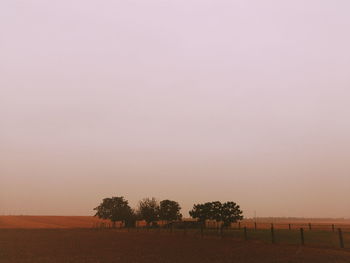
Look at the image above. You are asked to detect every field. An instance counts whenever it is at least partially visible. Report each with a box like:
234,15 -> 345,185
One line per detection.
2,216 -> 349,230
1,216 -> 350,262
1,229 -> 350,263
0,216 -> 109,229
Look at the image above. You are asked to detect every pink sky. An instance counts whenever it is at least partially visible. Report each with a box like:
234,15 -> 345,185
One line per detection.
1,0 -> 350,218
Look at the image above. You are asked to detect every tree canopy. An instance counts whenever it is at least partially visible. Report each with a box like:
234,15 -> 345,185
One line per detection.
94,197 -> 243,228
137,197 -> 159,226
189,201 -> 243,226
159,199 -> 182,221
94,196 -> 134,225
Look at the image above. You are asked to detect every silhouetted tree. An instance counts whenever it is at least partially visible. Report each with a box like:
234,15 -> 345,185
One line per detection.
189,201 -> 243,226
94,196 -> 134,227
137,197 -> 159,226
189,202 -> 213,223
210,201 -> 223,222
220,201 -> 243,226
159,199 -> 182,222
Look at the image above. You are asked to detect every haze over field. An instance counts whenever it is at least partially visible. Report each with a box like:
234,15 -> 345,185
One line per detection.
1,0 -> 350,218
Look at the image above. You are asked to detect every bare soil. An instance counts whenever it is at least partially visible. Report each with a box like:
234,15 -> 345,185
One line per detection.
0,216 -> 109,229
0,229 -> 349,263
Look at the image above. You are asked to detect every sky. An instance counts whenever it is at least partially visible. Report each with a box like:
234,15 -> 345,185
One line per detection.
1,0 -> 350,218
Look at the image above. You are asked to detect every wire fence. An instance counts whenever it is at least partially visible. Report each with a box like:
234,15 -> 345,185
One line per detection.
232,222 -> 350,232
91,222 -> 350,250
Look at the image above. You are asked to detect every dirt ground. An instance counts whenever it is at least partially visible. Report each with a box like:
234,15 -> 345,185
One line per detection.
0,216 -> 109,229
0,229 -> 350,263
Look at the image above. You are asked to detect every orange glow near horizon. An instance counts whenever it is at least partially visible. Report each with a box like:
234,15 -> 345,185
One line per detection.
1,0 -> 350,219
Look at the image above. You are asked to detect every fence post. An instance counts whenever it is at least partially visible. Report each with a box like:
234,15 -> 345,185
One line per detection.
271,225 -> 275,244
300,228 -> 305,246
332,224 -> 335,232
254,222 -> 257,231
244,227 -> 248,240
338,228 -> 344,248
288,224 -> 291,230
238,222 -> 241,230
308,223 -> 312,230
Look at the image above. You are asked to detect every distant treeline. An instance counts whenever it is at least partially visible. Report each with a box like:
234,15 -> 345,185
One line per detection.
94,196 -> 243,227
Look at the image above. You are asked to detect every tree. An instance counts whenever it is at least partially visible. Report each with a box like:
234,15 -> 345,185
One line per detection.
189,201 -> 243,227
137,197 -> 159,226
189,202 -> 213,223
220,201 -> 243,226
94,196 -> 134,227
159,199 -> 182,222
210,201 -> 223,222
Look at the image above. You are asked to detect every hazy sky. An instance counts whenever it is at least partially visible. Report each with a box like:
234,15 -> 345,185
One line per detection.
1,0 -> 350,218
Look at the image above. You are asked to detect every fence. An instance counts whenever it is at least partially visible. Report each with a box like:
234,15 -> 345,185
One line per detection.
232,222 -> 350,232
91,221 -> 350,250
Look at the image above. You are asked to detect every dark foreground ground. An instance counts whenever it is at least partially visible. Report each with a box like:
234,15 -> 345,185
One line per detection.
0,229 -> 350,263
